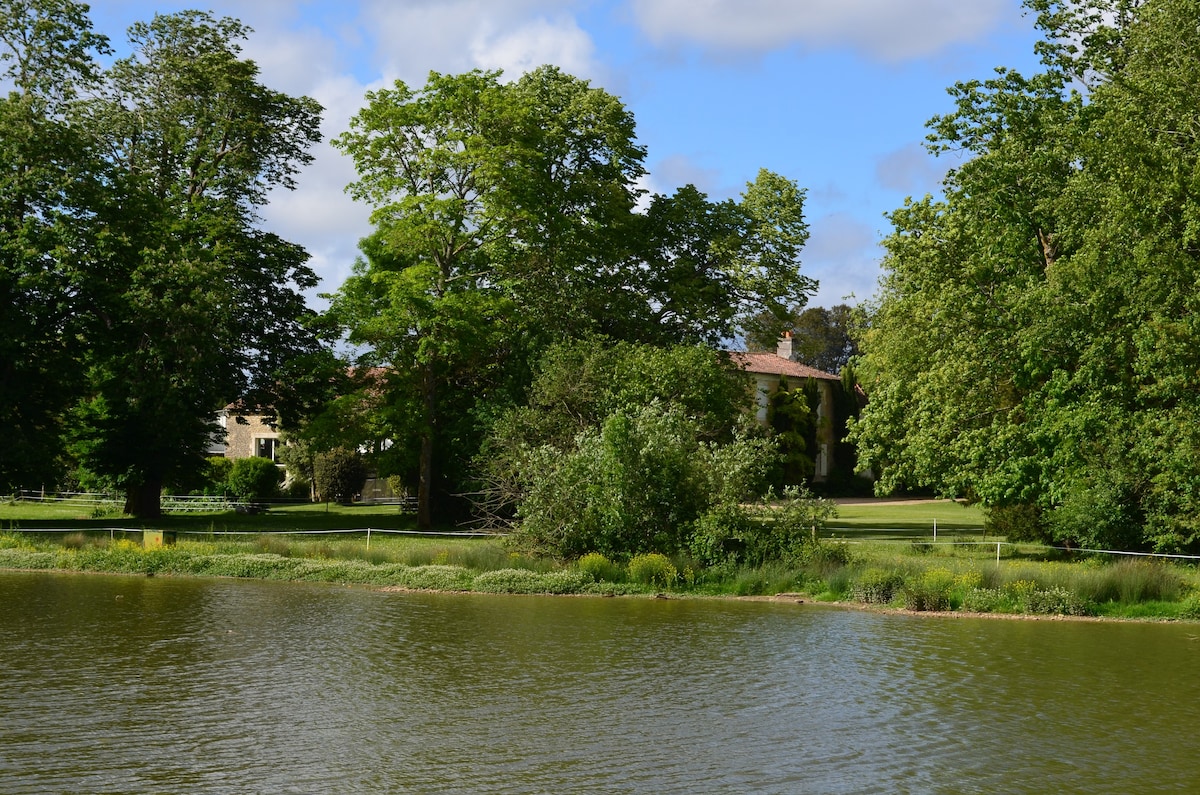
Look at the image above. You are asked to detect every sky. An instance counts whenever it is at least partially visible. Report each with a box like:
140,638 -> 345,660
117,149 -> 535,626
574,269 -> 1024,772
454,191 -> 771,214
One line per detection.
88,0 -> 1046,311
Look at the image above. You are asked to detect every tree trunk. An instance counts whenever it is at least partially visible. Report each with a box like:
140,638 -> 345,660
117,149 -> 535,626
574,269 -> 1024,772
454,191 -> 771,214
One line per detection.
124,475 -> 163,519
417,365 -> 436,531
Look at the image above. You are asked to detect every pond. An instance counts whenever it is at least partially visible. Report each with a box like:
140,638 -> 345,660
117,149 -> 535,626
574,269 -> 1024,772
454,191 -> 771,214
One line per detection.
2,571 -> 1198,793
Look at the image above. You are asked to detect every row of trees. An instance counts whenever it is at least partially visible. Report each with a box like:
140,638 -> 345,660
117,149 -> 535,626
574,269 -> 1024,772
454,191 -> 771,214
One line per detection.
316,67 -> 819,529
1,0 -> 328,516
2,1 -> 822,528
853,0 -> 1200,552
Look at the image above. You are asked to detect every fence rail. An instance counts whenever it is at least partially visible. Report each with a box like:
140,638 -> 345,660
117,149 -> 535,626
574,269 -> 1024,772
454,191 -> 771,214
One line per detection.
7,490 -> 418,515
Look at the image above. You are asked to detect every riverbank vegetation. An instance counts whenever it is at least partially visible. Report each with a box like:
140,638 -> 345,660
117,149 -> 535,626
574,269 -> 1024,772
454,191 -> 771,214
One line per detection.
4,500 -> 1199,620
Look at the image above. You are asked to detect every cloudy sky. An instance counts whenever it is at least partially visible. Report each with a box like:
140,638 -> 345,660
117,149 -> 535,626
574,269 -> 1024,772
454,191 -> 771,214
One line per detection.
90,0 -> 1044,310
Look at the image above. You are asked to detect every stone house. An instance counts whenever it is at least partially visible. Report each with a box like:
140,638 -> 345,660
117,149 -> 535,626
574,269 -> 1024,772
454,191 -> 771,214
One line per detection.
209,404 -> 281,463
728,333 -> 843,482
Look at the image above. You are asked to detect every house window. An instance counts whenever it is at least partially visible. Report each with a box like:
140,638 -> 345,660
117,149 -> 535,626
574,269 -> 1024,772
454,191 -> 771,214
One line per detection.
255,437 -> 280,462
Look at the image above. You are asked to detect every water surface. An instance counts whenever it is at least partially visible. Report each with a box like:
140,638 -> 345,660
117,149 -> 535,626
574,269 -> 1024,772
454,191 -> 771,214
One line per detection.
2,571 -> 1198,793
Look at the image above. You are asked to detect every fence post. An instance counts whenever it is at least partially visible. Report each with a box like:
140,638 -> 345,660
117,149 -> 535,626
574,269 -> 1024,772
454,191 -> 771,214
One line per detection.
933,519 -> 937,542
996,542 -> 1001,565
366,527 -> 371,551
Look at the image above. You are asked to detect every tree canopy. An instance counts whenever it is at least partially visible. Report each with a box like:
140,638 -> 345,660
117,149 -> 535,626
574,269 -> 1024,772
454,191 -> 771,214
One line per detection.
328,66 -> 813,528
851,0 -> 1200,551
0,3 -> 323,514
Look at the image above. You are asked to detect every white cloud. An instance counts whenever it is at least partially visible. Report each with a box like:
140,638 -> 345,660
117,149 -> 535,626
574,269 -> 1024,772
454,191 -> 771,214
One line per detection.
875,142 -> 948,195
803,212 -> 882,306
650,154 -> 722,195
359,0 -> 603,82
629,0 -> 1012,61
471,17 -> 598,78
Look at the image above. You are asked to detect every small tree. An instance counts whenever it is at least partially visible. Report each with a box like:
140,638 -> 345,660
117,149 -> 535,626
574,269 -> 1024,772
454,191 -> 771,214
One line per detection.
226,457 -> 282,502
313,447 -> 367,504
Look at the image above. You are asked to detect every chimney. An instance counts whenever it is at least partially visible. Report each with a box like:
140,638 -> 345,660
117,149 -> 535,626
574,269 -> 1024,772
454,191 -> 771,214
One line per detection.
777,331 -> 795,361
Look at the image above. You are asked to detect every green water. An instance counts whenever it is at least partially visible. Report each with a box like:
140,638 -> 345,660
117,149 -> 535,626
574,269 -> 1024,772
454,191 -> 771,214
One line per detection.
2,571 -> 1198,793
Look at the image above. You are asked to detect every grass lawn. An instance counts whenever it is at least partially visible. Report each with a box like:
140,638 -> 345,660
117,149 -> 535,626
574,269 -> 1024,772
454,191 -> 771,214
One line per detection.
0,499 -> 434,534
824,499 -> 986,541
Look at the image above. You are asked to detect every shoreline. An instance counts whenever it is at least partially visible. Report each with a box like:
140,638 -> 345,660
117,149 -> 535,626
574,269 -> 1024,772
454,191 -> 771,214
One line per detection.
4,559 -> 1195,629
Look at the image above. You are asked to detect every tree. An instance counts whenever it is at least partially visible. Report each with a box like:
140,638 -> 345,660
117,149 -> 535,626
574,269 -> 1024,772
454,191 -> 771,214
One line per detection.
329,66 -> 815,528
65,12 -> 322,517
851,0 -> 1200,551
226,456 -> 282,503
746,304 -> 860,372
639,172 -> 816,346
313,447 -> 368,504
0,0 -> 109,491
490,341 -> 776,557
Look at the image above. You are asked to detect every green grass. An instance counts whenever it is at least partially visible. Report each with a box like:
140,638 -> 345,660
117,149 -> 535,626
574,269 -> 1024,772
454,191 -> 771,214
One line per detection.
0,499 -> 422,532
4,497 -> 1200,621
824,499 -> 986,540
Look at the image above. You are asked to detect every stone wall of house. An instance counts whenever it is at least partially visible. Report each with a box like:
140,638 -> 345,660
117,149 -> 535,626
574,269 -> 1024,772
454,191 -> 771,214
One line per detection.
223,413 -> 281,461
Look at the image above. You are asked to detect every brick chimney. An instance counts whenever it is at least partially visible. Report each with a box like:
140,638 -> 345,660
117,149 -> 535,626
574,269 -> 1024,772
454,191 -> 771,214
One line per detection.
777,331 -> 795,361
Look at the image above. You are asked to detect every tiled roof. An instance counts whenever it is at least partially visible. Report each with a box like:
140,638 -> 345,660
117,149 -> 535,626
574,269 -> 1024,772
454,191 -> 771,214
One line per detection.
728,352 -> 840,381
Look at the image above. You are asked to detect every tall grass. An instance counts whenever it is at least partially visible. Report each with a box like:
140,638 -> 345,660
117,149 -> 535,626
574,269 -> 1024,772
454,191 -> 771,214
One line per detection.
3,529 -> 1200,619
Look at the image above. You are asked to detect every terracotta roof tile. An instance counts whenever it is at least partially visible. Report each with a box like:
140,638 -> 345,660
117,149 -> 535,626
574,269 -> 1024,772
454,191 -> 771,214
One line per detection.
728,352 -> 840,381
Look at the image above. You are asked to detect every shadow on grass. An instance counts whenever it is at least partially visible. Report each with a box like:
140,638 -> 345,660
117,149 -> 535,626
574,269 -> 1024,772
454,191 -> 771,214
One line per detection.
3,505 -> 428,534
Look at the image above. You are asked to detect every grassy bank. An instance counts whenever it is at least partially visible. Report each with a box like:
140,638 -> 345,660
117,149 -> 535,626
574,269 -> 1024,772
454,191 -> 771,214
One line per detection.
2,499 -> 1199,619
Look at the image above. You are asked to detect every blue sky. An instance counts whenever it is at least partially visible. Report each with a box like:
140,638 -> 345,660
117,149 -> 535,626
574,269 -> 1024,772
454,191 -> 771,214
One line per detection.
89,0 -> 1045,310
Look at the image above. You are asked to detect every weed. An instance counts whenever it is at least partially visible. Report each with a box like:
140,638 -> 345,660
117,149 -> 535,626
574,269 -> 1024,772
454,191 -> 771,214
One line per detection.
627,553 -> 677,588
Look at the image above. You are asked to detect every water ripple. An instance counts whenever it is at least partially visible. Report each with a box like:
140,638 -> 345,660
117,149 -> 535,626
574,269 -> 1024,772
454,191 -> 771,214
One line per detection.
4,574 -> 1200,794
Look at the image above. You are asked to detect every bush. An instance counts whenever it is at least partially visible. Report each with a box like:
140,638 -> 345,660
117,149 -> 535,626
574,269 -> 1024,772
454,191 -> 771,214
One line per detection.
576,552 -> 624,582
313,447 -> 368,503
202,456 -> 233,495
1179,592 -> 1200,620
902,568 -> 955,611
627,553 -> 677,588
226,457 -> 282,502
687,502 -> 756,567
852,568 -> 904,604
514,405 -> 759,558
985,503 -> 1051,543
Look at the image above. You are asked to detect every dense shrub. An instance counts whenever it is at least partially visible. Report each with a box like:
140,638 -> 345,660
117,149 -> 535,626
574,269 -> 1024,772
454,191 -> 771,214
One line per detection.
985,503 -> 1051,543
627,553 -> 677,587
853,568 -> 904,604
514,405 -> 774,558
202,456 -> 233,495
226,457 -> 282,502
902,568 -> 955,611
688,487 -> 839,568
576,552 -> 624,582
313,447 -> 368,503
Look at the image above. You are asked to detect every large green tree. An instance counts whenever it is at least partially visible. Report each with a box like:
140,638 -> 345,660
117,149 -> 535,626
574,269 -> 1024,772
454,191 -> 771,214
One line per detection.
0,0 -> 108,491
329,66 -> 813,528
65,11 -> 322,516
852,0 -> 1200,551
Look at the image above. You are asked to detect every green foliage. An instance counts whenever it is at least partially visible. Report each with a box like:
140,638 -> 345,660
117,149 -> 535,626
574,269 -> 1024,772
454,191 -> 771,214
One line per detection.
767,380 -> 816,485
852,568 -> 905,605
688,487 -> 842,569
1178,592 -> 1200,621
225,457 -> 282,502
627,553 -> 678,588
851,0 -> 1200,551
0,6 -> 325,516
902,568 -> 955,612
202,456 -> 233,496
512,404 -> 777,559
0,0 -> 111,493
312,447 -> 368,504
576,552 -> 624,583
328,65 -> 814,530
471,568 -> 591,595
494,339 -> 775,559
984,503 -> 1050,543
